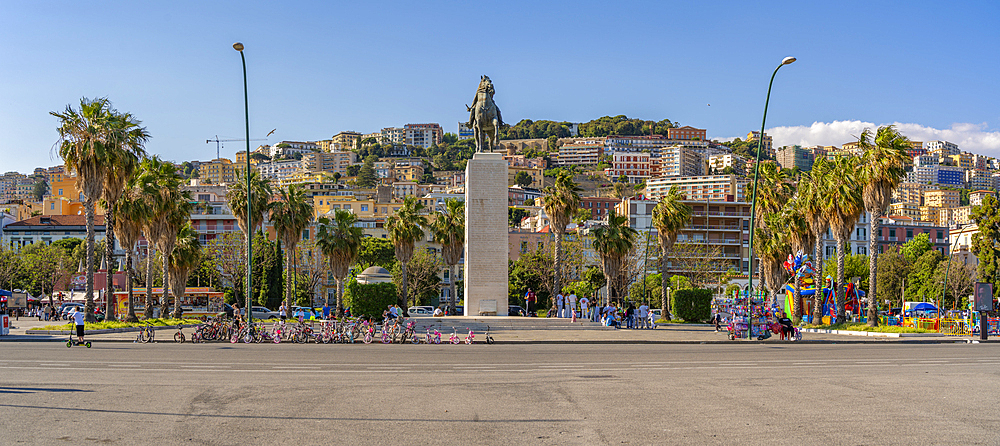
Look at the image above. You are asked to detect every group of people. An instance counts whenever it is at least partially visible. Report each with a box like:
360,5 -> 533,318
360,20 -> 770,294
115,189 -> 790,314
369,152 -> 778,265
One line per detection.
22,304 -> 60,321
596,301 -> 656,329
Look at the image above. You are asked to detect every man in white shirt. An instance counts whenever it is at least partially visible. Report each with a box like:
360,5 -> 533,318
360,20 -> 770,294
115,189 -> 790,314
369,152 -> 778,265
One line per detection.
555,293 -> 564,318
72,308 -> 86,344
579,296 -> 589,322
638,302 -> 649,329
566,293 -> 577,319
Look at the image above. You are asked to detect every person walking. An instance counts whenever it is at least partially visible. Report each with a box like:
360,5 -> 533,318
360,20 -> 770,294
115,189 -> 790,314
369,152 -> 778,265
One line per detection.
278,303 -> 287,322
567,292 -> 577,320
579,295 -> 589,323
638,301 -> 649,329
555,292 -> 564,318
525,288 -> 536,317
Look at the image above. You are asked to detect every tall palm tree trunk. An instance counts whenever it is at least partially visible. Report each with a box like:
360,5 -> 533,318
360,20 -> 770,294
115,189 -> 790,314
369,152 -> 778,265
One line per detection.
335,277 -> 343,318
553,232 -> 563,296
84,199 -> 97,323
660,255 -> 669,317
810,233 -> 825,324
285,241 -> 294,317
104,208 -> 117,321
835,236 -> 847,324
399,261 -> 409,315
125,249 -> 138,322
792,278 -> 802,322
160,249 -> 171,318
867,211 -> 881,327
144,246 -> 154,319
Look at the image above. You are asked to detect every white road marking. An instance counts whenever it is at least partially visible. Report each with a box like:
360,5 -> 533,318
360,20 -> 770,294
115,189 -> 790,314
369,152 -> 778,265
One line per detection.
179,365 -> 230,368
107,364 -> 140,368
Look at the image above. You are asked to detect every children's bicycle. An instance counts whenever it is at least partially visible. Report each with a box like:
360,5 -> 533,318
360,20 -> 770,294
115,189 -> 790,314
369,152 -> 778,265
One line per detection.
464,327 -> 475,345
425,326 -> 441,344
449,327 -> 460,345
173,326 -> 186,343
135,322 -> 155,344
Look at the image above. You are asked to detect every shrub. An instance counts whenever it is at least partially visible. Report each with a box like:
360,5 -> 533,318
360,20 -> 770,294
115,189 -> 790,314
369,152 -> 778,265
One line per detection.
670,288 -> 712,322
345,280 -> 397,318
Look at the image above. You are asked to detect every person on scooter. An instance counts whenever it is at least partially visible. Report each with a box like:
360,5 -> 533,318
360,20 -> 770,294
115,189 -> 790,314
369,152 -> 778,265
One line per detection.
72,307 -> 86,345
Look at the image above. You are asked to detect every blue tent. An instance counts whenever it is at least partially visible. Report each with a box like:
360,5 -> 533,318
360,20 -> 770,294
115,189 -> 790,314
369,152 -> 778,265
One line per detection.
913,302 -> 937,311
0,289 -> 10,297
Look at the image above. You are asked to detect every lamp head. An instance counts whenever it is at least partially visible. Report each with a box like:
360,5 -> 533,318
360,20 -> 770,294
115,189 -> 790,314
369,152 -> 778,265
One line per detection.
782,56 -> 796,65
233,42 -> 244,52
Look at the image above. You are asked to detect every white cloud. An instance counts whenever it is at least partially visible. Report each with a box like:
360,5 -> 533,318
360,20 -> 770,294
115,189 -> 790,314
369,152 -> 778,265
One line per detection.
714,121 -> 1000,157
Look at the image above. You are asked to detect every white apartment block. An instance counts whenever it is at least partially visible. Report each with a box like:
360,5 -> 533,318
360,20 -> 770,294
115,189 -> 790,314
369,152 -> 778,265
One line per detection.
967,169 -> 993,190
556,142 -> 604,166
301,151 -> 357,176
267,141 -> 319,158
646,175 -> 739,202
924,140 -> 959,156
404,124 -> 443,149
708,153 -> 746,175
381,127 -> 406,146
913,154 -> 938,167
256,159 -> 304,181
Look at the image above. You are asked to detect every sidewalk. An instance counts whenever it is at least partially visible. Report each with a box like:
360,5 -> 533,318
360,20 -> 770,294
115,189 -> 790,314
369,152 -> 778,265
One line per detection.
2,316 -> 989,344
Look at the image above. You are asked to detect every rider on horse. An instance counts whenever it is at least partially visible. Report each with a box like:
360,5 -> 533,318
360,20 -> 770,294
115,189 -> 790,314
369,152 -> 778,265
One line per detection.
467,75 -> 504,129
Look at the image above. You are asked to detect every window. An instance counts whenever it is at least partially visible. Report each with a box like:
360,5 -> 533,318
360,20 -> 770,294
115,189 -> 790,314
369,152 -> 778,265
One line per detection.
906,229 -> 913,239
58,188 -> 63,195
937,230 -> 944,240
889,229 -> 896,238
361,204 -> 368,212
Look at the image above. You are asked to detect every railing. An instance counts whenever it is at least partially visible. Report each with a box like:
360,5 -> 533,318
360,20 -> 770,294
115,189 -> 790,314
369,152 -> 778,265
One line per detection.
689,225 -> 741,231
690,211 -> 751,217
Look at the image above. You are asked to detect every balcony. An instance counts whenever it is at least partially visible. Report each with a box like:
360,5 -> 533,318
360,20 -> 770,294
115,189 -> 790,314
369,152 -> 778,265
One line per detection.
689,211 -> 751,217
689,225 -> 741,231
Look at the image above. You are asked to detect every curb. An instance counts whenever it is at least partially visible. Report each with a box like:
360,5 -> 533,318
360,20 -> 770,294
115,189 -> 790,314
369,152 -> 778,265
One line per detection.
2,336 -> 995,345
801,328 -> 947,338
23,324 -> 201,335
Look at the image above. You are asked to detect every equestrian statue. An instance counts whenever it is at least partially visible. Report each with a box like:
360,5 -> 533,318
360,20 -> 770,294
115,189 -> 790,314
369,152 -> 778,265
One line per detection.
466,75 -> 504,152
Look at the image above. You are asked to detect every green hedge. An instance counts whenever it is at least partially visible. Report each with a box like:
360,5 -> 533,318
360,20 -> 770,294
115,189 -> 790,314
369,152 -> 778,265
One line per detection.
671,288 -> 712,322
345,281 -> 397,319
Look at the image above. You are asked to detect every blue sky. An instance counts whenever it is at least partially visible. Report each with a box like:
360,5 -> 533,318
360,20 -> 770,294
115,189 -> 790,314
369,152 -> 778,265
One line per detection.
2,1 -> 999,174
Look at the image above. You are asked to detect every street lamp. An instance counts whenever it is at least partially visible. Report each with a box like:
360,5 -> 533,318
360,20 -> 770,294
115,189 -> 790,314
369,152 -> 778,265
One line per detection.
746,56 -> 795,311
234,42 -> 253,327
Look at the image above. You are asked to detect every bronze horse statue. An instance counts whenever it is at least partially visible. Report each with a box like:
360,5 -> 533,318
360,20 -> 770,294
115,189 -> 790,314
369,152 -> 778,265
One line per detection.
466,75 -> 504,152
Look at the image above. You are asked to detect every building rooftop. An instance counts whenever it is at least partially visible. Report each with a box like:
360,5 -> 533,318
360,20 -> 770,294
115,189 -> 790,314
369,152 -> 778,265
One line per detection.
6,214 -> 105,227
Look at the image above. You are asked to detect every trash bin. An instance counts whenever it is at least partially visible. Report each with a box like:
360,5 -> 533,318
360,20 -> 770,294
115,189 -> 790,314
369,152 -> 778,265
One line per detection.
1,314 -> 9,335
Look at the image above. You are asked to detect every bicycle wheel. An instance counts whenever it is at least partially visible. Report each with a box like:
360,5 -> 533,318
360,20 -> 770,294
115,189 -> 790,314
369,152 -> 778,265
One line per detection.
486,336 -> 494,345
363,333 -> 373,344
174,333 -> 185,343
400,331 -> 409,344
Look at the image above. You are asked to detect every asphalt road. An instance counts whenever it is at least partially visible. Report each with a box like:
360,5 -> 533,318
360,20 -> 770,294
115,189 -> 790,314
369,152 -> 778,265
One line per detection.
1,341 -> 998,445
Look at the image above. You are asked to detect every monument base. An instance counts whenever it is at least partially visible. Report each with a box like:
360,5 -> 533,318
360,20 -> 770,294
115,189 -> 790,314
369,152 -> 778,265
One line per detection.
464,152 -> 509,316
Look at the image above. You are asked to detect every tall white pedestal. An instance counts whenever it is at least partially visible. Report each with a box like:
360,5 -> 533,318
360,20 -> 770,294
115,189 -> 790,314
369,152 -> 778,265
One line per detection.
464,152 -> 509,316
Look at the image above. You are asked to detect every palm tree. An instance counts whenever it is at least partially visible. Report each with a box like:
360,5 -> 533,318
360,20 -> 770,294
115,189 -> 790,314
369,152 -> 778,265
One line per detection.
827,155 -> 864,324
756,214 -> 791,304
801,156 -> 835,324
592,208 -> 638,306
384,196 -> 427,316
430,199 -> 465,315
747,161 -> 792,282
99,111 -> 149,320
115,177 -> 150,322
541,171 -> 582,297
52,97 -> 115,322
651,186 -> 691,318
316,210 -> 364,317
168,223 -> 201,319
858,126 -> 911,326
227,169 -> 273,236
135,157 -> 191,318
270,185 -> 313,315
779,202 -> 815,322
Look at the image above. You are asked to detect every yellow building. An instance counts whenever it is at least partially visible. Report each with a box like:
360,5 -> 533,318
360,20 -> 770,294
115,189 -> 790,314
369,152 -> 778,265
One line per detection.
42,175 -> 99,216
332,131 -> 362,152
946,153 -> 974,170
394,165 -> 424,182
919,206 -> 940,223
924,189 -> 960,208
312,195 -> 376,218
893,182 -> 930,205
508,165 -> 544,189
888,202 -> 920,220
198,159 -> 238,185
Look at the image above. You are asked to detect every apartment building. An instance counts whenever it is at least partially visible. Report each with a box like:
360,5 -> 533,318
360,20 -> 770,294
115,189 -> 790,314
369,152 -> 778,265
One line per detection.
4,215 -> 106,250
43,175 -> 87,216
580,196 -> 620,219
893,182 -> 930,205
312,195 -> 377,218
404,123 -> 443,149
876,217 -> 949,255
608,152 -> 651,184
508,186 -> 542,207
924,189 -> 961,208
185,184 -> 239,245
947,152 -> 974,170
775,145 -> 815,171
966,169 -> 992,190
707,154 -> 746,175
646,175 -> 739,202
256,159 -> 304,181
301,150 -> 357,176
508,165 -> 544,189
745,131 -> 773,157
604,135 -> 710,156
198,158 -> 238,185
667,126 -> 707,141
925,140 -> 960,156
556,142 -> 604,166
658,145 -> 704,177
888,202 -> 920,220
331,131 -> 362,152
458,122 -> 474,140
970,190 -> 994,207
381,127 -> 406,146
267,141 -> 319,158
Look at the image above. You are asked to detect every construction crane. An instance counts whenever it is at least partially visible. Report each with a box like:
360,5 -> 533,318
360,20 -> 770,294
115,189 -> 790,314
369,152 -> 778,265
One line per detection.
206,132 -> 273,160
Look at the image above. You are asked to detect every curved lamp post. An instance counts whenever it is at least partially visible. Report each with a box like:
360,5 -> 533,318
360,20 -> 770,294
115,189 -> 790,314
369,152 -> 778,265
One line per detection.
746,56 -> 795,311
234,42 -> 253,326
